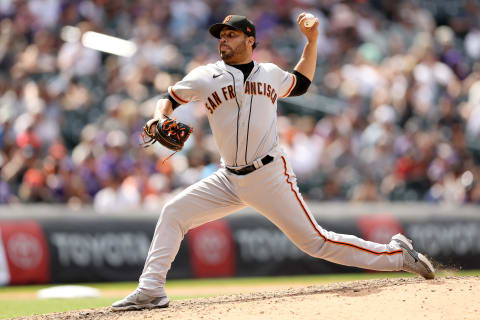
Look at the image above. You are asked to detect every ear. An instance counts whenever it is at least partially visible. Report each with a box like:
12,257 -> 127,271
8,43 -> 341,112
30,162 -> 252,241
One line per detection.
247,36 -> 255,47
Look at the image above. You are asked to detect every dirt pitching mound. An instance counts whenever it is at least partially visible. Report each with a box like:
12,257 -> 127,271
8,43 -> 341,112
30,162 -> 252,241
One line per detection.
17,276 -> 479,320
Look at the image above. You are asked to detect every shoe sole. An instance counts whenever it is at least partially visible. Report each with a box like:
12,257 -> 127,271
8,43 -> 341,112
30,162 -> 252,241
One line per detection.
417,253 -> 435,279
111,300 -> 169,311
392,234 -> 435,280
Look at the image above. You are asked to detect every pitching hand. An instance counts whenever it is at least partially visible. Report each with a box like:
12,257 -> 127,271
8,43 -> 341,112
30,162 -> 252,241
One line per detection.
297,12 -> 319,43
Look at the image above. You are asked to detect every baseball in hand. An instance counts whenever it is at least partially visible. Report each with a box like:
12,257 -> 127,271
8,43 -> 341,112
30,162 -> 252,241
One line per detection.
303,13 -> 315,28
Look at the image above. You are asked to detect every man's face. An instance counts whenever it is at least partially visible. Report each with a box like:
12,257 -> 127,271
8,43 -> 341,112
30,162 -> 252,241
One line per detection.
218,27 -> 252,64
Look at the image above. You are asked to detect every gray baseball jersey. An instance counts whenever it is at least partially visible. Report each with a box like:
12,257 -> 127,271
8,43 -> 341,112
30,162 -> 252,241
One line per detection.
139,60 -> 404,296
168,61 -> 296,167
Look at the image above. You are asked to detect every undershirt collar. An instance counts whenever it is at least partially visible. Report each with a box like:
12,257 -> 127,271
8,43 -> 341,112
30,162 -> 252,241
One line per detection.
229,61 -> 254,83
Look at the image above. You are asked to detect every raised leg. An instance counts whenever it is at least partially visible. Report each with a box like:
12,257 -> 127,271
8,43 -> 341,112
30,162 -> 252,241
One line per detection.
241,156 -> 403,271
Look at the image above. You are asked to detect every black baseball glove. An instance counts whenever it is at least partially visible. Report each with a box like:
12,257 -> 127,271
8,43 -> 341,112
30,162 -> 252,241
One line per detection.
141,116 -> 193,151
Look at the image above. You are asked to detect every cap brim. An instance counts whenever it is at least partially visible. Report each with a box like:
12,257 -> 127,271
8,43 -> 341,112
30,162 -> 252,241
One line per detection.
209,23 -> 238,38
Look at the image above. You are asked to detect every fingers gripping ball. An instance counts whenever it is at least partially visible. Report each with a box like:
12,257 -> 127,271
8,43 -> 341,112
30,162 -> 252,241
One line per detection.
141,116 -> 193,151
303,13 -> 315,28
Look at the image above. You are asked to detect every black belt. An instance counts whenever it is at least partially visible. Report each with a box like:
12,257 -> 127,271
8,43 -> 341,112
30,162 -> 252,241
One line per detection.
226,155 -> 274,175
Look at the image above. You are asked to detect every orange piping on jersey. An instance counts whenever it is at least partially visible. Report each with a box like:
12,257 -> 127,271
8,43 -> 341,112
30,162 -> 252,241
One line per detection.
281,74 -> 297,98
280,156 -> 403,256
169,87 -> 189,104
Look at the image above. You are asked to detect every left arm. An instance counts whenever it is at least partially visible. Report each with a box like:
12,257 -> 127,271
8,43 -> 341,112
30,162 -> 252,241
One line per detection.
293,13 -> 319,81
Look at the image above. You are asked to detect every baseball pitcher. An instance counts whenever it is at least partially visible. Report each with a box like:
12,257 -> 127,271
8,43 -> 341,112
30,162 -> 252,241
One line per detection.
113,13 -> 435,311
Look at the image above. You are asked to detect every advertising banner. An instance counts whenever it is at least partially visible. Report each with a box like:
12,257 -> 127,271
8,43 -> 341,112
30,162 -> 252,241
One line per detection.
1,204 -> 480,284
0,220 -> 50,284
228,215 -> 364,276
187,219 -> 236,278
403,219 -> 480,270
40,218 -> 191,283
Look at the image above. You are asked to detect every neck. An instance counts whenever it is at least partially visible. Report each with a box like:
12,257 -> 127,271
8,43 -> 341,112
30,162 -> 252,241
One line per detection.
224,52 -> 253,65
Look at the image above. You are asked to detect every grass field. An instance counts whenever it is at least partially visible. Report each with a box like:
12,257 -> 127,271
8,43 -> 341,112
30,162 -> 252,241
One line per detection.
1,270 -> 478,319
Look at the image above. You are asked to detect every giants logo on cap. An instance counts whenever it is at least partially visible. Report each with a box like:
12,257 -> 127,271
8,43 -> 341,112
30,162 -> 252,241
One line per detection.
223,15 -> 232,23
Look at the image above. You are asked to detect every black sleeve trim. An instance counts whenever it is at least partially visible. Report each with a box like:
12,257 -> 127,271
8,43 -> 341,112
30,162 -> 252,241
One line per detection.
289,70 -> 311,97
159,92 -> 180,110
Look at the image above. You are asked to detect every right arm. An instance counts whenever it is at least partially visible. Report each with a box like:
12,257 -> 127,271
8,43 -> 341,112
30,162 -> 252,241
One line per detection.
293,13 -> 319,82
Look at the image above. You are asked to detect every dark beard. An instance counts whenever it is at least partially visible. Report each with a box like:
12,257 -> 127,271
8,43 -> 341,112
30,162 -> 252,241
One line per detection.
220,42 -> 246,63
220,50 -> 233,60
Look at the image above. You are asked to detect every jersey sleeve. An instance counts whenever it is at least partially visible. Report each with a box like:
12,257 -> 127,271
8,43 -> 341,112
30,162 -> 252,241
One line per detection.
167,67 -> 205,104
272,65 -> 297,98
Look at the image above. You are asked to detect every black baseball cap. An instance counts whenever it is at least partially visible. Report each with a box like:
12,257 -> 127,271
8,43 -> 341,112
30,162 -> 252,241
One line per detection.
209,15 -> 256,39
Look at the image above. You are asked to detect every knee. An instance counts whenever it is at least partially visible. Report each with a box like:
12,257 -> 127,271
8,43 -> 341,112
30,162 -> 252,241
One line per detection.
159,201 -> 184,230
296,232 -> 330,258
292,237 -> 325,258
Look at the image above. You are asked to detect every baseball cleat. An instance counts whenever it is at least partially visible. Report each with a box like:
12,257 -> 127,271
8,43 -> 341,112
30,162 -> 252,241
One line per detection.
392,233 -> 435,280
111,289 -> 170,311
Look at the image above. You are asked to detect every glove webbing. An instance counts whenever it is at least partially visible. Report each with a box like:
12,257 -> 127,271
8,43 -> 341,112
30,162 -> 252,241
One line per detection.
140,119 -> 161,148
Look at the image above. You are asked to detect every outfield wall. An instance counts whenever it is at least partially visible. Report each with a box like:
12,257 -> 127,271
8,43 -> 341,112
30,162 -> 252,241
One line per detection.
0,203 -> 479,285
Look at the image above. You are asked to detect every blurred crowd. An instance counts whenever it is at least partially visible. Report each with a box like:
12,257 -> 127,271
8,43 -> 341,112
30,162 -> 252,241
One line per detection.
1,0 -> 480,212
